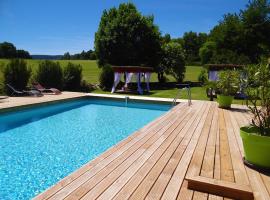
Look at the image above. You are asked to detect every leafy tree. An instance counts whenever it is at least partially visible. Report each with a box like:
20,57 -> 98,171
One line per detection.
88,50 -> 96,60
16,49 -> 31,59
80,50 -> 87,59
210,49 -> 250,64
62,52 -> 71,60
171,37 -> 184,46
197,33 -> 208,47
199,41 -> 217,64
3,59 -> 32,91
35,60 -> 63,89
162,42 -> 186,82
183,31 -> 208,62
210,14 -> 244,54
240,0 -> 270,62
161,33 -> 171,45
95,3 -> 162,69
62,50 -> 96,60
208,0 -> 270,63
0,42 -> 17,58
0,42 -> 31,59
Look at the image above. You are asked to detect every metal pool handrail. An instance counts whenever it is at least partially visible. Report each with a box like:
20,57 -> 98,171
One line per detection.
172,84 -> 192,106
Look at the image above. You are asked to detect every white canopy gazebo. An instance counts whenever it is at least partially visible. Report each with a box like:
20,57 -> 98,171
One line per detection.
111,66 -> 154,95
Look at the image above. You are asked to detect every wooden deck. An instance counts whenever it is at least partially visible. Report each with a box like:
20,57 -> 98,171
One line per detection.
33,100 -> 270,200
0,92 -> 86,110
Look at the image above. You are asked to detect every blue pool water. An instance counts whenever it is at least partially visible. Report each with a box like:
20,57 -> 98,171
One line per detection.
0,98 -> 169,199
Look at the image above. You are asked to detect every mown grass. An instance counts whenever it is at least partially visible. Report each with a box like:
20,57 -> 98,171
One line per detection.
0,59 -> 100,83
0,59 -> 244,104
0,59 -> 202,83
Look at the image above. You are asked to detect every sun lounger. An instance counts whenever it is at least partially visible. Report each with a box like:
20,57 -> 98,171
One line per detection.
6,84 -> 43,97
32,82 -> 61,94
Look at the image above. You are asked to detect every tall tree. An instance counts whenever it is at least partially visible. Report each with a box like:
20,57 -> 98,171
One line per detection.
183,31 -> 207,62
62,52 -> 71,60
16,49 -> 31,59
241,0 -> 270,62
208,0 -> 270,63
0,42 -> 17,58
95,3 -> 162,69
162,42 -> 186,82
210,14 -> 245,54
161,33 -> 171,45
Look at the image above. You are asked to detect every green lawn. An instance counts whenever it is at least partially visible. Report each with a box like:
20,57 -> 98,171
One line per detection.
0,59 -> 100,83
0,59 -> 202,83
0,59 -> 244,104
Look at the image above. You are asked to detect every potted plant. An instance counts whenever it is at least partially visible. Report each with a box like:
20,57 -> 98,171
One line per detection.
216,70 -> 240,108
240,63 -> 270,169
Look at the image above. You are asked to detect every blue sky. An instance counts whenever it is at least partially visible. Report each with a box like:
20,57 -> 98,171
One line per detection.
0,0 -> 247,55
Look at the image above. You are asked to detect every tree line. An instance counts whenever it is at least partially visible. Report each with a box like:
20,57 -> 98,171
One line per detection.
94,0 -> 270,84
0,42 -> 31,59
160,0 -> 270,65
62,50 -> 96,60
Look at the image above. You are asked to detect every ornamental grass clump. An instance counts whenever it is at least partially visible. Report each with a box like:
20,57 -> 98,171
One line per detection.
245,63 -> 270,136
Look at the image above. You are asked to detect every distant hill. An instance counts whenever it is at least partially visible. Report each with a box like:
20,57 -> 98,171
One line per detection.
31,55 -> 62,60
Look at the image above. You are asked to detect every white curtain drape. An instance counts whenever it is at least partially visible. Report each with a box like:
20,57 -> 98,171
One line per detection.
209,70 -> 218,81
144,72 -> 151,92
111,72 -> 122,93
136,73 -> 143,94
124,72 -> 133,88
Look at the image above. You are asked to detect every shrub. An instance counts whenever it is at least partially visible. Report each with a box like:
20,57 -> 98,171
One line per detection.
216,70 -> 240,96
198,69 -> 208,84
244,63 -> 270,136
99,65 -> 114,91
63,62 -> 82,91
35,60 -> 63,89
3,59 -> 31,93
80,80 -> 95,92
162,42 -> 185,82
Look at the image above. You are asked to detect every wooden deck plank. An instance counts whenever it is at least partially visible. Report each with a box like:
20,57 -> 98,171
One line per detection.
145,107 -> 207,200
218,109 -> 235,183
63,103 -> 193,200
31,101 -> 270,200
80,104 -> 200,200
209,104 -> 223,200
201,104 -> 218,178
46,104 -> 187,200
112,102 -> 207,200
177,180 -> 193,200
94,102 -> 205,200
223,109 -> 250,185
161,103 -> 214,200
193,104 -> 219,200
229,109 -> 270,200
34,104 -> 186,200
261,174 -> 270,195
130,103 -> 207,200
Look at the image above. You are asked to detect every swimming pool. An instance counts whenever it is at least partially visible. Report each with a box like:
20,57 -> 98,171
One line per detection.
0,98 -> 170,199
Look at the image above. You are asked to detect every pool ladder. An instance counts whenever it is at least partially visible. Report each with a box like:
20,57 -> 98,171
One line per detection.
172,85 -> 192,106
